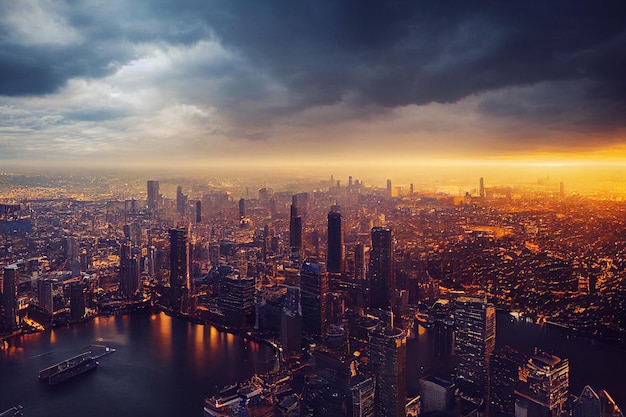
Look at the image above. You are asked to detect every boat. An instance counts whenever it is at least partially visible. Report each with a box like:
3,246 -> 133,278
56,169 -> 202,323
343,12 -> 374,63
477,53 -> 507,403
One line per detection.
0,405 -> 23,417
38,351 -> 98,385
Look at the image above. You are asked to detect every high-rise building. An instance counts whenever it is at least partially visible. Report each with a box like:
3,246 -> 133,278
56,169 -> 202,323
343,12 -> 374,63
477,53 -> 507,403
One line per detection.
573,386 -> 601,417
38,278 -> 54,314
195,201 -> 202,223
559,182 -> 565,199
419,375 -> 454,414
239,198 -> 245,218
119,241 -> 141,299
147,180 -> 160,211
281,286 -> 302,358
354,243 -> 365,281
350,374 -> 376,417
479,177 -> 485,198
515,350 -> 569,417
300,260 -> 327,338
368,227 -> 394,310
66,235 -> 81,276
218,271 -> 255,329
176,186 -> 187,216
490,345 -> 526,417
327,205 -> 344,274
169,228 -> 192,314
1,266 -> 18,332
289,205 -> 302,252
386,179 -> 392,198
454,297 -> 495,400
70,281 -> 86,322
369,325 -> 407,417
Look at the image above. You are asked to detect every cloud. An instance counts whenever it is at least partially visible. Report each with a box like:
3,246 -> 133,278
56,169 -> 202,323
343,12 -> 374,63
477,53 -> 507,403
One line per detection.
1,0 -> 626,165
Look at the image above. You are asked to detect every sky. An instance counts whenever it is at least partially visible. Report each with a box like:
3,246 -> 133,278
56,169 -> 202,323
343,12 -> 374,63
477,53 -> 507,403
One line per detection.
1,1 -> 626,172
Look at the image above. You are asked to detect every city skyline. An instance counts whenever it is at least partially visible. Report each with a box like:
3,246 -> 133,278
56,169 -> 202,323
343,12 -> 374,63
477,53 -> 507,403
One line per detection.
1,1 -> 626,170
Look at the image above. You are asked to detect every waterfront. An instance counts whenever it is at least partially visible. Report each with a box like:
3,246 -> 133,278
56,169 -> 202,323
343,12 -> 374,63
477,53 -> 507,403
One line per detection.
1,311 -> 625,416
407,312 -> 626,407
0,312 -> 274,417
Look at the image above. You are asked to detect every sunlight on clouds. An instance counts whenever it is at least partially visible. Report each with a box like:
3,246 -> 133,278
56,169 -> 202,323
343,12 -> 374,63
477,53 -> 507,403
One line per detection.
1,0 -> 82,46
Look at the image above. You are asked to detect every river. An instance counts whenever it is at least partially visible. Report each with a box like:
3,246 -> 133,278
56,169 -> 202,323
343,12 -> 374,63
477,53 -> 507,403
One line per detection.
1,311 -> 624,416
0,312 -> 274,417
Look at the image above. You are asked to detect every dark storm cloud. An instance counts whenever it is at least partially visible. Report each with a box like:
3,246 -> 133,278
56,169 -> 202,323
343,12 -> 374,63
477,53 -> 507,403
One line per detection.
195,1 -> 626,122
1,0 -> 625,130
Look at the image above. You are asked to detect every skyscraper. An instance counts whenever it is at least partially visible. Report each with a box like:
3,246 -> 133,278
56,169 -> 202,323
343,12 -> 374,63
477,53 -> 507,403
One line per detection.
572,386 -> 601,417
147,180 -> 160,211
70,281 -> 86,322
369,325 -> 407,417
490,345 -> 526,417
515,350 -> 569,417
300,260 -> 327,338
386,179 -> 392,198
354,242 -> 365,281
289,205 -> 302,252
176,186 -> 187,216
169,228 -> 192,314
281,286 -> 302,358
119,241 -> 141,299
368,227 -> 394,310
218,271 -> 255,329
351,374 -> 376,417
1,266 -> 18,332
327,205 -> 344,274
454,296 -> 495,400
195,200 -> 202,223
239,198 -> 245,218
479,177 -> 485,198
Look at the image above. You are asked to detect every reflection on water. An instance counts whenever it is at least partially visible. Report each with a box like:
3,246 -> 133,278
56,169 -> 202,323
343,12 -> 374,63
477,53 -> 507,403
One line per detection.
0,311 -> 273,417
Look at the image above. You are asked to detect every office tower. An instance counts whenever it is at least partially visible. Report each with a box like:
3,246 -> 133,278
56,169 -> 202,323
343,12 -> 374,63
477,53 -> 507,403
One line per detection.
490,345 -> 525,417
386,179 -> 392,198
258,187 -> 269,201
369,325 -> 407,417
292,192 -> 309,217
176,186 -> 187,216
368,227 -> 394,310
479,177 -> 485,198
147,180 -> 160,211
515,350 -> 569,417
300,260 -> 328,338
348,176 -> 353,191
169,228 -> 192,314
281,286 -> 302,358
289,205 -> 302,251
66,235 -> 81,275
119,241 -> 141,299
1,266 -> 18,332
218,271 -> 255,328
354,243 -> 365,281
38,278 -> 54,313
409,183 -> 414,195
239,198 -> 245,218
70,282 -> 85,322
559,182 -> 565,199
327,205 -> 344,273
195,201 -> 202,223
419,376 -> 454,414
351,374 -> 376,417
454,297 -> 495,400
573,386 -> 601,417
